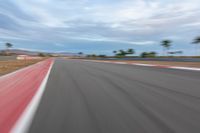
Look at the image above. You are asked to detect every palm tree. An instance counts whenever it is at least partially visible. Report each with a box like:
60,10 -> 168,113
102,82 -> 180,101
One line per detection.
127,48 -> 135,54
5,43 -> 13,55
5,43 -> 13,49
113,51 -> 117,54
119,49 -> 126,56
78,52 -> 83,56
192,36 -> 200,56
161,40 -> 172,56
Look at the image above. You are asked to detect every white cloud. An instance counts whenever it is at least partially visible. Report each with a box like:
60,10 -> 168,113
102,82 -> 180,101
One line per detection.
182,22 -> 200,27
54,43 -> 64,47
71,36 -> 155,45
0,0 -> 200,54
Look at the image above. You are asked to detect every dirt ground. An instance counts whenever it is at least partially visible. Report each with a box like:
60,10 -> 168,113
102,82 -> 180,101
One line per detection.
0,59 -> 44,76
99,60 -> 200,68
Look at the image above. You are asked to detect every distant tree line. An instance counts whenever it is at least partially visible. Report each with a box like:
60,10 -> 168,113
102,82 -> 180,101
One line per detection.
38,53 -> 54,57
87,54 -> 107,58
140,52 -> 157,58
1,36 -> 200,57
0,43 -> 13,55
110,36 -> 200,58
113,49 -> 135,57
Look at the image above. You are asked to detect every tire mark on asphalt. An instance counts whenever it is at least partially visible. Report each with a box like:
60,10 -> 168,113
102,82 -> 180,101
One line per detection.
81,64 -> 175,133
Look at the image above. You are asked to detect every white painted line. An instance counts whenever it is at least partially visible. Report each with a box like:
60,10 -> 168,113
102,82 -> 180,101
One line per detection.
10,61 -> 54,133
102,61 -> 110,63
114,62 -> 128,64
171,66 -> 200,71
83,60 -> 200,71
133,64 -> 200,71
133,63 -> 156,67
84,60 -> 112,63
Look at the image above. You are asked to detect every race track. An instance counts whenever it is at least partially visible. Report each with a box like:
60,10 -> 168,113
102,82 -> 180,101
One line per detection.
28,59 -> 200,133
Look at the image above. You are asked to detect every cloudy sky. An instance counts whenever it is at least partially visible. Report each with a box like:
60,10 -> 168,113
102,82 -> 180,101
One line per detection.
0,0 -> 200,55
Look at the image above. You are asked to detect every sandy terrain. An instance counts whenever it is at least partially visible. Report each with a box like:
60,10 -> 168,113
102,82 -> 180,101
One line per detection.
0,59 -> 44,76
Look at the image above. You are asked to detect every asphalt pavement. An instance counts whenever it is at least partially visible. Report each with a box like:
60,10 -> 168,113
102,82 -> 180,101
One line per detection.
28,59 -> 200,133
95,57 -> 200,62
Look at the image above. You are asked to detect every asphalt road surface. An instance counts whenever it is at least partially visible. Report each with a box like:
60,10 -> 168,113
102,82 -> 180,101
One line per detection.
97,57 -> 200,62
28,59 -> 200,133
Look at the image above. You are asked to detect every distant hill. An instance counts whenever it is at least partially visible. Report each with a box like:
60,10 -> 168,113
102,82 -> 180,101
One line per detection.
0,49 -> 83,57
55,52 -> 83,56
0,49 -> 40,56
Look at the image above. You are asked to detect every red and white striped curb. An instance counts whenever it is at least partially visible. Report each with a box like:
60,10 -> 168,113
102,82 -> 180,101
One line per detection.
0,59 -> 54,133
84,60 -> 200,71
